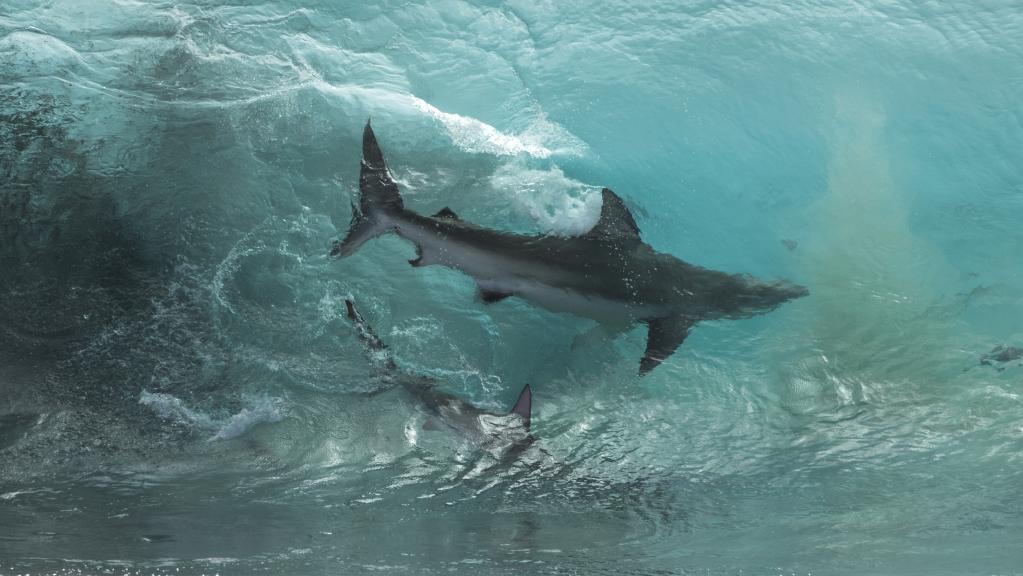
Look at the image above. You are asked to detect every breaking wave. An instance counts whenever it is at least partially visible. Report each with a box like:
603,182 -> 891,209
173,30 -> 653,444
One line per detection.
140,391 -> 285,441
2,0 -> 1022,574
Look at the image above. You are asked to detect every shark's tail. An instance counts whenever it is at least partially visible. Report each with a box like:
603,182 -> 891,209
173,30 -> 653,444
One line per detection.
330,121 -> 405,258
345,298 -> 398,372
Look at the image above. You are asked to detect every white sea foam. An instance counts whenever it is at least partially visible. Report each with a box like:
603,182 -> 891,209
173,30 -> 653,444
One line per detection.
209,396 -> 285,441
139,390 -> 284,441
411,98 -> 566,159
139,390 -> 216,428
308,80 -> 584,159
490,163 -> 603,236
316,81 -> 600,234
0,487 -> 57,501
341,85 -> 600,235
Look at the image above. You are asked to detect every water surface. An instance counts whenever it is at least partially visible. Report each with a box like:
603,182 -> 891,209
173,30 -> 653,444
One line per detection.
2,1 -> 1022,574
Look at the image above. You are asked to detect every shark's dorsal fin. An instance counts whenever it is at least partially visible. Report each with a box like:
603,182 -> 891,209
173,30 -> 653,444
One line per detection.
509,383 -> 532,431
432,207 -> 460,220
584,188 -> 641,242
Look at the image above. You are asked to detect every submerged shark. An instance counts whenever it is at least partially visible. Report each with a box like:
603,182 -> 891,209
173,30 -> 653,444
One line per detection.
344,299 -> 533,448
332,121 -> 808,374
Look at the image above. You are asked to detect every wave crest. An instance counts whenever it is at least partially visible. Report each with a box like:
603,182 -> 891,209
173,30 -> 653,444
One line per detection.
139,391 -> 285,441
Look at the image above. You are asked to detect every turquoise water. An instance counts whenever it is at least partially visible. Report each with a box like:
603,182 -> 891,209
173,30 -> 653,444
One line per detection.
2,0 -> 1022,573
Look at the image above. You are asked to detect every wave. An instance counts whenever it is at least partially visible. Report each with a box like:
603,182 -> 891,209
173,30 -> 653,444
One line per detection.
490,163 -> 603,236
139,390 -> 285,441
308,80 -> 584,159
409,97 -> 581,159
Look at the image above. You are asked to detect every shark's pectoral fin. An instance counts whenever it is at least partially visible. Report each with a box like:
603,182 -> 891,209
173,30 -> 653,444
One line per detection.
509,384 -> 532,431
584,188 -> 641,242
478,287 -> 512,304
640,315 -> 693,375
409,244 -> 443,268
432,207 -> 460,220
408,244 -> 426,267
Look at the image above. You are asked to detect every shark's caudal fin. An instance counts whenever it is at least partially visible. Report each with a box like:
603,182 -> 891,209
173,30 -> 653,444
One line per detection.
509,383 -> 532,431
344,298 -> 398,372
330,121 -> 405,258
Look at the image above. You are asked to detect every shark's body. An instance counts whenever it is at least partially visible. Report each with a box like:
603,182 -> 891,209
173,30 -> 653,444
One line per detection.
345,299 -> 532,448
333,121 -> 808,374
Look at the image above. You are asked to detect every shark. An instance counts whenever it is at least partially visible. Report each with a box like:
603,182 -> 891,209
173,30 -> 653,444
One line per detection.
332,121 -> 809,374
344,299 -> 533,448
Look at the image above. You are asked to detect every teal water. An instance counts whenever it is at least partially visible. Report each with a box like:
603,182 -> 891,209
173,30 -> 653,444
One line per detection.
2,1 -> 1022,574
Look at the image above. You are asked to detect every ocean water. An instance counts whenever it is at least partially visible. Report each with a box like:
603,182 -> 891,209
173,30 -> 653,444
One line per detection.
2,0 -> 1022,574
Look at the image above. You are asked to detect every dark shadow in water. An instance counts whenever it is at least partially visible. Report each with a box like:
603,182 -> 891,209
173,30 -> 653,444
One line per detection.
0,413 -> 40,451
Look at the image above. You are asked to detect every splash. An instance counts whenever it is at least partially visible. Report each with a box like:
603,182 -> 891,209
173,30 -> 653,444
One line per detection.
140,391 -> 285,441
410,97 -> 586,159
411,98 -> 552,158
307,80 -> 584,159
784,88 -> 958,416
490,163 -> 602,236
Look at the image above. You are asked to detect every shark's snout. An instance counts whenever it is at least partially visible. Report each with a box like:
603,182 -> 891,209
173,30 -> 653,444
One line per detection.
766,280 -> 809,308
780,281 -> 810,300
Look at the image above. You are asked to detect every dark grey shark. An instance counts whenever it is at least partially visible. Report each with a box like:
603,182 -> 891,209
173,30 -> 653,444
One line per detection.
344,299 -> 532,446
332,121 -> 808,374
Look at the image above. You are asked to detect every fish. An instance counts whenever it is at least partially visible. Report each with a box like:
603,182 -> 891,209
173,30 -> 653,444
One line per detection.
980,345 -> 1023,367
332,121 -> 808,374
344,299 -> 532,447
